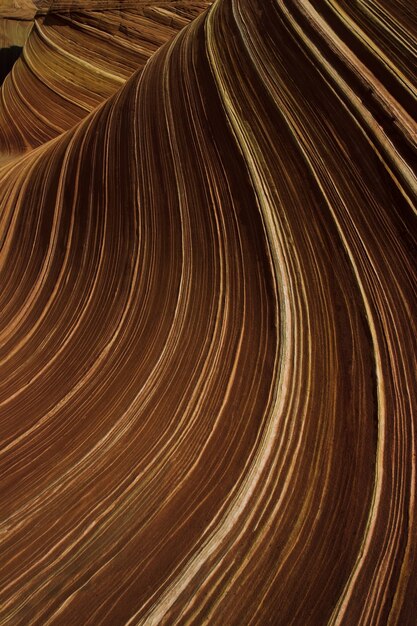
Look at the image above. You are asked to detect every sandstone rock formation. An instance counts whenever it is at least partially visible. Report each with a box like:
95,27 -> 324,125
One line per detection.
0,2 -> 210,152
0,1 -> 36,20
0,18 -> 32,48
0,0 -> 416,624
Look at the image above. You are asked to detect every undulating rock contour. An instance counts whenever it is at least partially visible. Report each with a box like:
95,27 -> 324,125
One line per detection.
0,0 -> 416,624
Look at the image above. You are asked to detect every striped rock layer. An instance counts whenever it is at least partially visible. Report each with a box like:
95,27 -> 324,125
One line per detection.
0,2 -> 210,153
0,0 -> 416,624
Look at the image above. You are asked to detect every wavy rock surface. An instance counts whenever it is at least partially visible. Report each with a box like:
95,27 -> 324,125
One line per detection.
0,2 -> 210,153
0,0 -> 416,624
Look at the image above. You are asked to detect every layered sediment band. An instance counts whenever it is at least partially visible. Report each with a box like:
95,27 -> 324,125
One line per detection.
0,0 -> 416,624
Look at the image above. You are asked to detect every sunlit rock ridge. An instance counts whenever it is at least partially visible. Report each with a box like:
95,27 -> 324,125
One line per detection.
0,0 -> 416,624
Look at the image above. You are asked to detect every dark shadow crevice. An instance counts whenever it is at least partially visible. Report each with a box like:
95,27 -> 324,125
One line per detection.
0,45 -> 22,84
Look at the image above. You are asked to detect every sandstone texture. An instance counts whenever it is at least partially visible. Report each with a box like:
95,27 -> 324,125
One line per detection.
0,1 -> 416,624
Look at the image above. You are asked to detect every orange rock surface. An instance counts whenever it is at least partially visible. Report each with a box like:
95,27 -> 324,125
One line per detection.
0,0 -> 416,624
